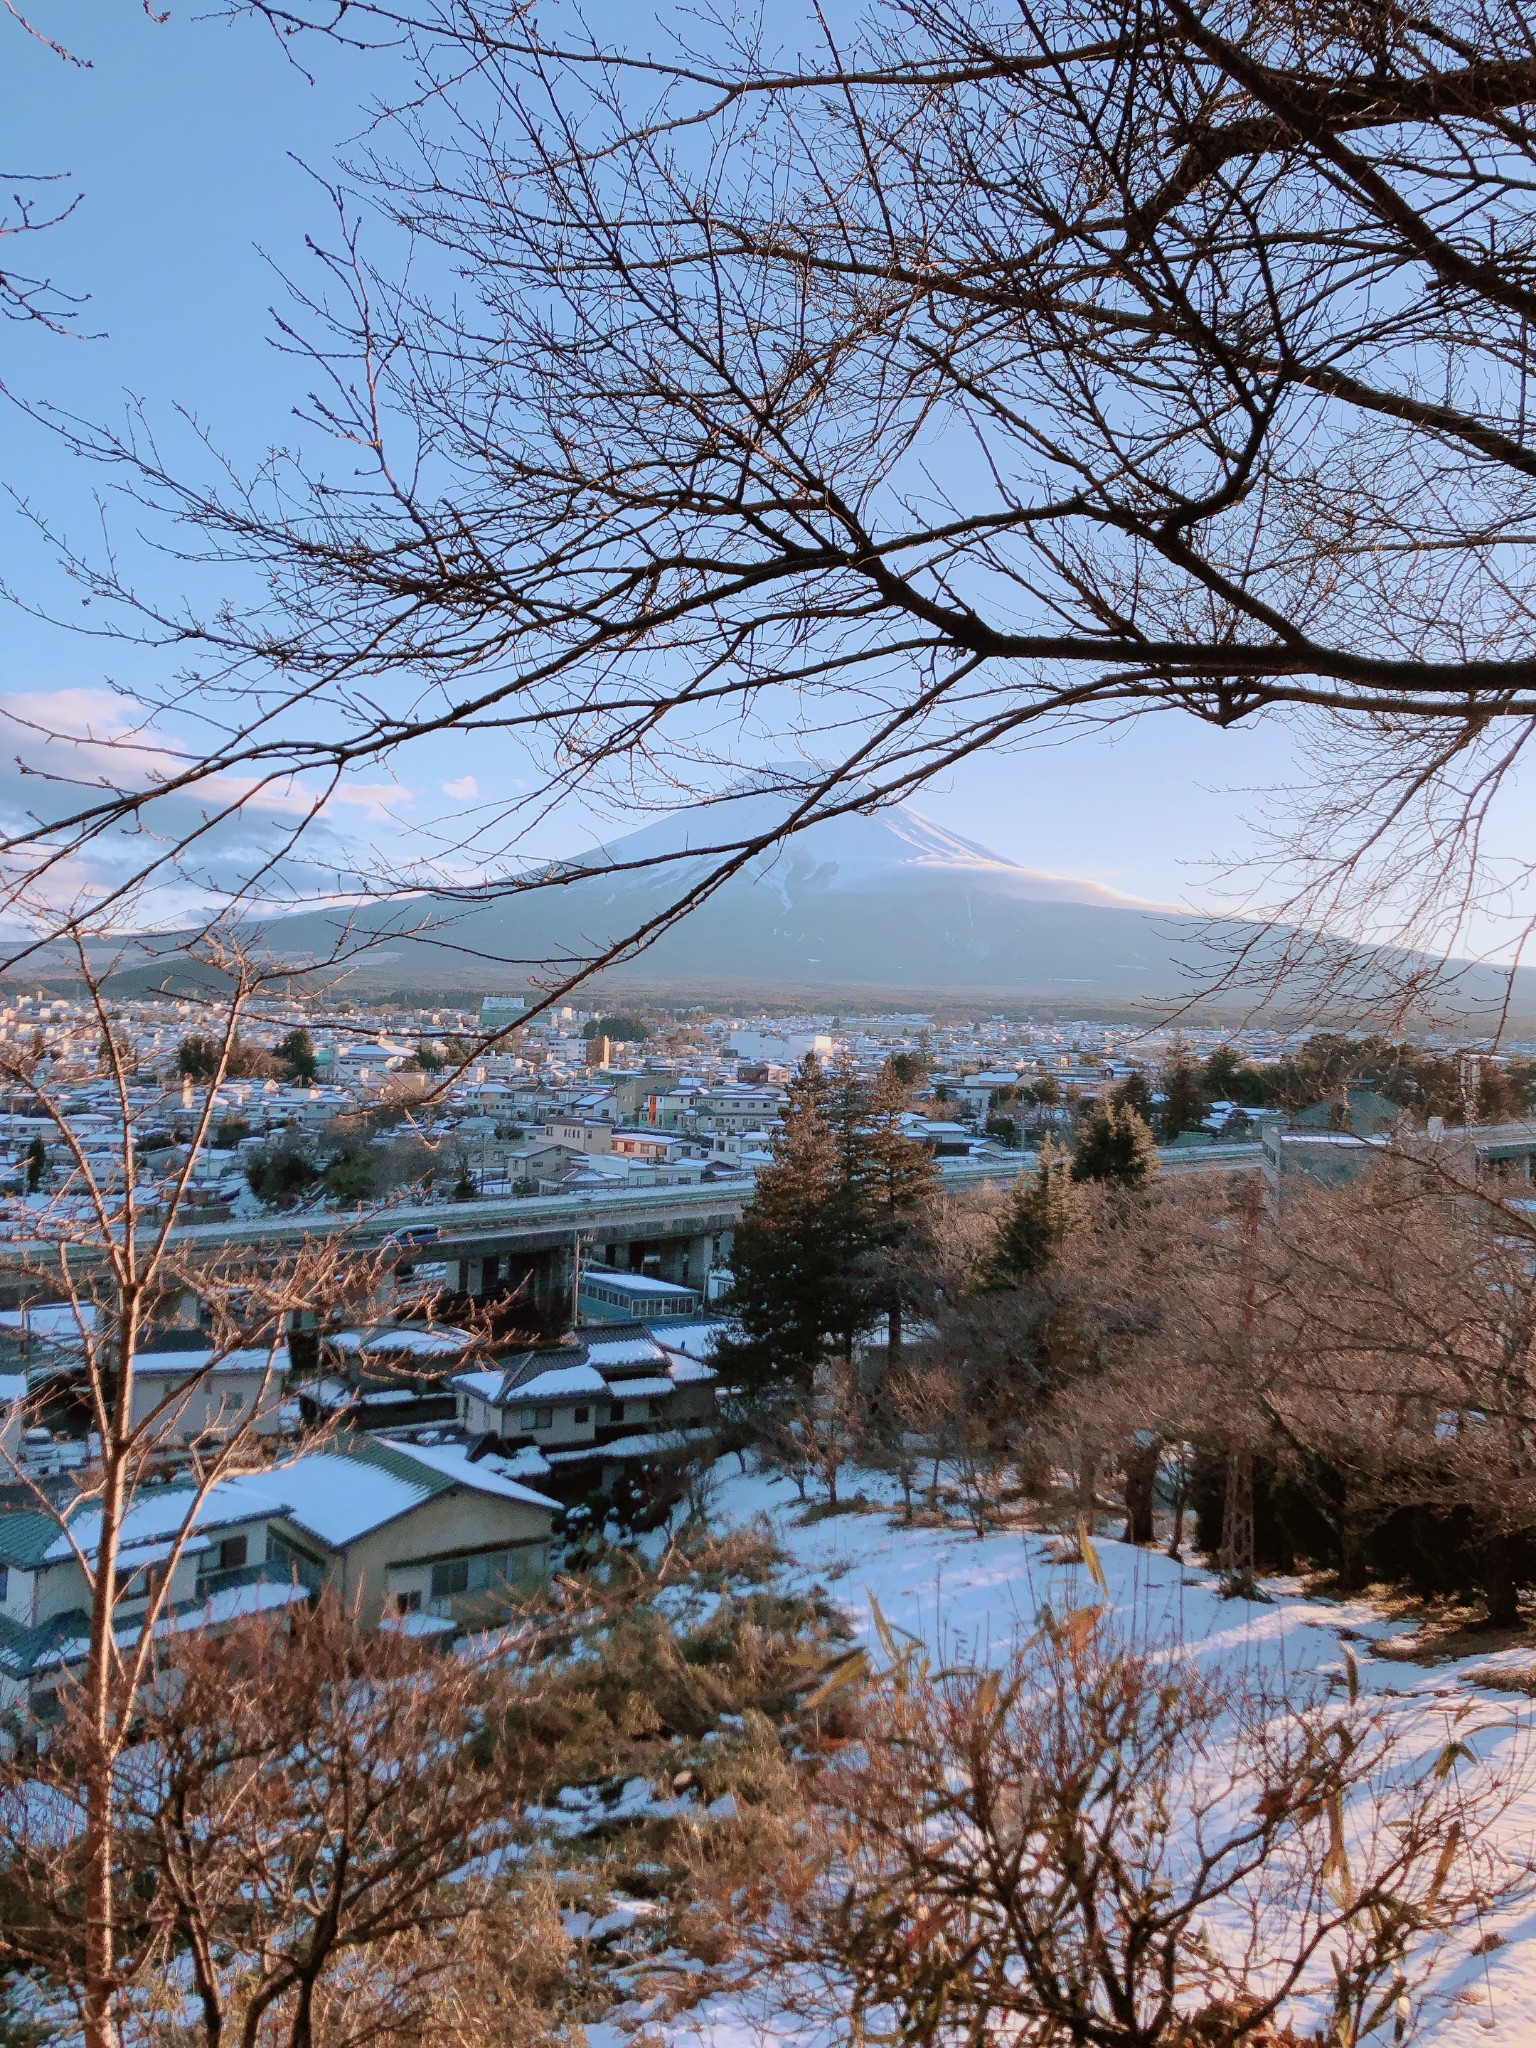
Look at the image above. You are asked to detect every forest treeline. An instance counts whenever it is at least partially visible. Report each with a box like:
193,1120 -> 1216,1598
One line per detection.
727,1051 -> 1536,1626
979,1033 -> 1536,1148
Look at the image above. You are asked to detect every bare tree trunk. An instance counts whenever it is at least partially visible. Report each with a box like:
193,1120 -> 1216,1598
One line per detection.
1122,1437 -> 1160,1547
1483,1531 -> 1523,1632
1219,1448 -> 1256,1598
1338,1491 -> 1367,1595
80,1283 -> 139,2048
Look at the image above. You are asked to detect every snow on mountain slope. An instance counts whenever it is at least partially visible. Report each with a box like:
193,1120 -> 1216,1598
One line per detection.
240,785 -> 1221,1000
580,785 -> 1153,908
230,781 -> 1533,1016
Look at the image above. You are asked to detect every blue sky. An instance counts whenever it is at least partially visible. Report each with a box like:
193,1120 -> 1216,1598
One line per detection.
1,2 -> 1527,947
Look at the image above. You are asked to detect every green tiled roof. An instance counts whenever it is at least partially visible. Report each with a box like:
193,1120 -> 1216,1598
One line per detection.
0,1604 -> 91,1679
0,1511 -> 61,1569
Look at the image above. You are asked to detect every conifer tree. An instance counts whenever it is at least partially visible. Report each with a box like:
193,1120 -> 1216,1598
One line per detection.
1112,1070 -> 1154,1120
718,1056 -> 850,1393
855,1059 -> 940,1352
722,1053 -> 936,1387
1156,1042 -> 1210,1142
986,1138 -> 1085,1286
1072,1100 -> 1159,1189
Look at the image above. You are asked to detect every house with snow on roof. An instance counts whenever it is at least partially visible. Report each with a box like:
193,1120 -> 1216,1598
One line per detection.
0,1435 -> 557,1713
0,1473 -> 291,1716
129,1343 -> 289,1447
452,1322 -> 720,1489
296,1323 -> 485,1432
256,1435 -> 556,1628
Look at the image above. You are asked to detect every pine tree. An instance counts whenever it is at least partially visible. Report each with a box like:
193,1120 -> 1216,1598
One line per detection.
718,1056 -> 851,1392
1156,1042 -> 1209,1141
986,1138 -> 1085,1285
1112,1070 -> 1154,1120
722,1054 -> 937,1387
277,1027 -> 318,1085
855,1060 -> 939,1351
1071,1101 -> 1158,1188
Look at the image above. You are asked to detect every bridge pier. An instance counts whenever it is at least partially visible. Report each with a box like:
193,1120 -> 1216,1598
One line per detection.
583,1227 -> 726,1294
442,1247 -> 572,1335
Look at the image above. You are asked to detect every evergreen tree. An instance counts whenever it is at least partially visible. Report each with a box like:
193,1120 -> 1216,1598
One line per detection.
1112,1070 -> 1154,1119
177,1034 -> 221,1081
277,1027 -> 318,1085
1202,1044 -> 1269,1107
986,1138 -> 1085,1285
1473,1060 -> 1519,1124
244,1132 -> 321,1210
883,1049 -> 930,1091
177,1033 -> 275,1082
1072,1101 -> 1158,1188
1156,1042 -> 1209,1141
722,1054 -> 937,1387
23,1137 -> 47,1194
718,1056 -> 850,1393
853,1059 -> 940,1351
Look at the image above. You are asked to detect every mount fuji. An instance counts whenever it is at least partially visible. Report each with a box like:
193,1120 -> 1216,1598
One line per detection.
240,787 -> 1258,1009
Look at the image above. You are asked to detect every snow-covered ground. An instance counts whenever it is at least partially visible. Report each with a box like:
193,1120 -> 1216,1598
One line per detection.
676,1464 -> 1536,2048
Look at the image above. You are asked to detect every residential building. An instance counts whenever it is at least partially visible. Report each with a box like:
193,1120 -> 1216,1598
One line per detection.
130,1344 -> 288,1446
0,1434 -> 558,1711
453,1320 -> 719,1475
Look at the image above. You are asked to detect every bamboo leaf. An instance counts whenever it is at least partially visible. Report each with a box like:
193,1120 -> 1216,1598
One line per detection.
1077,1519 -> 1109,1593
803,1648 -> 871,1710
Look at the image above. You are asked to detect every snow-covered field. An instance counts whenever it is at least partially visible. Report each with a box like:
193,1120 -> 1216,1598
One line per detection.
676,1464 -> 1536,2048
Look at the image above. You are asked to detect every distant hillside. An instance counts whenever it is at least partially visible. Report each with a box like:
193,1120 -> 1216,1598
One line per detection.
199,789 -> 1532,1025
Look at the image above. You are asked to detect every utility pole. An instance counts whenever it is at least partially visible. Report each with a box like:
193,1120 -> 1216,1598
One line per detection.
1220,1178 -> 1261,1598
569,1229 -> 588,1328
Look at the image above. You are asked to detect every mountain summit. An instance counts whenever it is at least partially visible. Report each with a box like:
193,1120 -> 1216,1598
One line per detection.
580,787 -> 1154,911
257,791 -> 1227,1005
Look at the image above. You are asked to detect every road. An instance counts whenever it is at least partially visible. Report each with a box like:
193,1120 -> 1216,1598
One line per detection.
0,1141 -> 1263,1275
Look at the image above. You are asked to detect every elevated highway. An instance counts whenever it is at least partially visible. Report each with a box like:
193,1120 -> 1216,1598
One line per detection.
0,1141 -> 1263,1303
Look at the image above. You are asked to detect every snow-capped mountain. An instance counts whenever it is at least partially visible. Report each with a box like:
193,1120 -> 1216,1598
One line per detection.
577,787 -> 1145,908
251,790 -> 1233,1004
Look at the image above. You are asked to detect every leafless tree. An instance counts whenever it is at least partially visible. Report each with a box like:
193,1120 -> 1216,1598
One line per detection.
16,0 -> 1536,1015
0,941 -> 391,2047
767,1604 -> 1535,2048
2,1595 -> 570,2048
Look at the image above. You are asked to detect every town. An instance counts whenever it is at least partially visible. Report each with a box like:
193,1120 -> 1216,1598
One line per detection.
2,985 -> 1535,1724
11,2 -> 1536,2040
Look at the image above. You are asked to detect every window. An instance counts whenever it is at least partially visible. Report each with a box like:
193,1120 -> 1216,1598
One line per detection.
428,1549 -> 524,1603
115,1559 -> 169,1604
268,1531 -> 326,1593
648,1397 -> 665,1419
217,1534 -> 248,1573
573,1406 -> 589,1424
520,1407 -> 536,1430
394,1588 -> 422,1615
610,1401 -> 625,1422
0,1565 -> 8,1602
431,1557 -> 470,1599
534,1406 -> 553,1429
